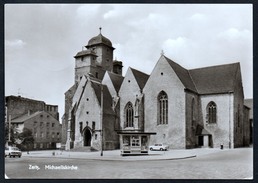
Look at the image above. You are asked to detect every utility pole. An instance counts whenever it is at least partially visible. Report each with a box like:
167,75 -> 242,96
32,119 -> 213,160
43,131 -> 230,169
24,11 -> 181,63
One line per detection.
8,115 -> 11,145
100,84 -> 104,156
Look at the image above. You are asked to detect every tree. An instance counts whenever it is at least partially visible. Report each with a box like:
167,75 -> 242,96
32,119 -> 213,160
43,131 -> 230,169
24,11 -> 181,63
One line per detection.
18,128 -> 34,152
4,122 -> 18,145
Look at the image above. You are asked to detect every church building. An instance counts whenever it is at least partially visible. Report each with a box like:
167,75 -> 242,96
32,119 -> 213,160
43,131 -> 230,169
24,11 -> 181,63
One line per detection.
62,29 -> 251,152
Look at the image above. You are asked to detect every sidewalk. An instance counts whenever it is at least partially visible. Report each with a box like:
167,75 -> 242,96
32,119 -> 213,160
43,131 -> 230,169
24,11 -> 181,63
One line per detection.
21,148 -> 226,161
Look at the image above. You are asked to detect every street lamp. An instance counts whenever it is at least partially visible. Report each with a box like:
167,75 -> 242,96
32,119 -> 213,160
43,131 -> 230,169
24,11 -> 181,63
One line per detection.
100,83 -> 104,156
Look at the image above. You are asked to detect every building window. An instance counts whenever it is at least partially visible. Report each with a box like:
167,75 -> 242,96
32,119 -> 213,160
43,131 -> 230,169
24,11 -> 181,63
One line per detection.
34,121 -> 37,126
95,134 -> 97,140
34,143 -> 37,149
92,121 -> 95,130
46,122 -> 49,127
95,72 -> 98,78
40,143 -> 43,149
40,122 -> 43,127
52,132 -> 55,138
40,132 -> 44,138
131,136 -> 140,146
34,132 -> 37,138
158,91 -> 168,125
79,122 -> 83,133
46,132 -> 49,138
57,132 -> 60,139
206,101 -> 217,124
125,102 -> 134,128
52,123 -> 55,127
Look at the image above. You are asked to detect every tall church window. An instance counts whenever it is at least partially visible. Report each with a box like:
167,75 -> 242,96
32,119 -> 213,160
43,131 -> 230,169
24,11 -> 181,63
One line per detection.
158,91 -> 168,125
206,101 -> 217,124
125,102 -> 134,128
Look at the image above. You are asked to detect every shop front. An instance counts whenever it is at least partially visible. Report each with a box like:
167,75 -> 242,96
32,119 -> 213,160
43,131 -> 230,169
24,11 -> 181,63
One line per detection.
117,132 -> 156,156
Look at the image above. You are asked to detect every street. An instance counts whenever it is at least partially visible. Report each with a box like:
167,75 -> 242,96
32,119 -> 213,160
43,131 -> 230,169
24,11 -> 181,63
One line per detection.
5,148 -> 252,179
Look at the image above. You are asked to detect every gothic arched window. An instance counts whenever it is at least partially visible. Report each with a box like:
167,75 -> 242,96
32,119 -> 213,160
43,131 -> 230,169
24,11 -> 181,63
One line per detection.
207,101 -> 217,124
158,91 -> 168,125
125,102 -> 134,128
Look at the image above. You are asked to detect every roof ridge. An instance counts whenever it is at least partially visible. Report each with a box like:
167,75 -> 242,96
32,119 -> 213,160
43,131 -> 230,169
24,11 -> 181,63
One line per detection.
129,67 -> 149,90
189,62 -> 239,71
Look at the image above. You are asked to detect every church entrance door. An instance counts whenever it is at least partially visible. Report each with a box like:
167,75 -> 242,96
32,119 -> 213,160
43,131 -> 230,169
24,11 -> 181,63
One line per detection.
84,129 -> 91,146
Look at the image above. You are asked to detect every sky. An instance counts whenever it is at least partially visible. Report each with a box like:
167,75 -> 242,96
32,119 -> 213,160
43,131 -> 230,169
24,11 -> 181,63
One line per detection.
5,4 -> 253,120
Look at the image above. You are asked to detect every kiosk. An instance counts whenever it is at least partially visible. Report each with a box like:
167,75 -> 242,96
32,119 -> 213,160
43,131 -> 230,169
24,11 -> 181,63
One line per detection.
117,132 -> 156,156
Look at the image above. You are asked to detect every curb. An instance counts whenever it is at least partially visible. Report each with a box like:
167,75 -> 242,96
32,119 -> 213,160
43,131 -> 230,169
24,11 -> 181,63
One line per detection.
19,154 -> 197,161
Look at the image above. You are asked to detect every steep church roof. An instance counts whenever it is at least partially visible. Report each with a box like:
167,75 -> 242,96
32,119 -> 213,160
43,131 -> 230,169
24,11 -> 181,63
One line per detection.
91,81 -> 115,115
189,63 -> 239,94
130,68 -> 149,90
164,56 -> 197,93
107,71 -> 124,93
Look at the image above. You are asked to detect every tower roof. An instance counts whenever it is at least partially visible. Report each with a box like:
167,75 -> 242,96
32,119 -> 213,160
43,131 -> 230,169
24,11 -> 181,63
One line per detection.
86,33 -> 114,49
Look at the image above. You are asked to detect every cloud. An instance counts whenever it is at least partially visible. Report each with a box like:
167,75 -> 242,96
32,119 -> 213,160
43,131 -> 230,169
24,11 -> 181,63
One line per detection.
76,4 -> 101,18
4,4 -> 253,116
190,13 -> 207,21
5,39 -> 26,48
218,28 -> 251,40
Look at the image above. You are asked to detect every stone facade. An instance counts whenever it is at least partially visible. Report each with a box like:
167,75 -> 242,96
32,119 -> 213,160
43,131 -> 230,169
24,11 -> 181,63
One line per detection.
143,57 -> 186,149
199,93 -> 234,148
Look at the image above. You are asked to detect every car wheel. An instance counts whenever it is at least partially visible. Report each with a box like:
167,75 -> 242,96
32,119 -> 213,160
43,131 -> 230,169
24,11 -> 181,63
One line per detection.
150,148 -> 153,151
18,155 -> 21,158
9,154 -> 12,158
160,148 -> 164,151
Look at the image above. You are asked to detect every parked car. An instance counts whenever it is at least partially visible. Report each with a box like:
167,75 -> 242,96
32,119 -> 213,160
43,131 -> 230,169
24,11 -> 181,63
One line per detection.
5,146 -> 22,158
149,144 -> 169,151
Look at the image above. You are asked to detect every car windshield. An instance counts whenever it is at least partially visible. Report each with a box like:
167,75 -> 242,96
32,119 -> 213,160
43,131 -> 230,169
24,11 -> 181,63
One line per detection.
11,147 -> 19,151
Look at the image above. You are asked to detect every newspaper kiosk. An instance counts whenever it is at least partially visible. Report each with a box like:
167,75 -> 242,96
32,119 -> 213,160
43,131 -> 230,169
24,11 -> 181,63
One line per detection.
117,132 -> 156,156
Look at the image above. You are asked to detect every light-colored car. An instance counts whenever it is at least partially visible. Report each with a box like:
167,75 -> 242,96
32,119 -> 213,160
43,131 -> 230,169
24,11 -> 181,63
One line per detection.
5,146 -> 22,158
149,144 -> 169,151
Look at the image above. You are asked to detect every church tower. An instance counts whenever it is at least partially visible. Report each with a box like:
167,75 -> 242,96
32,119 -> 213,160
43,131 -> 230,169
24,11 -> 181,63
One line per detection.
74,28 -> 115,83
